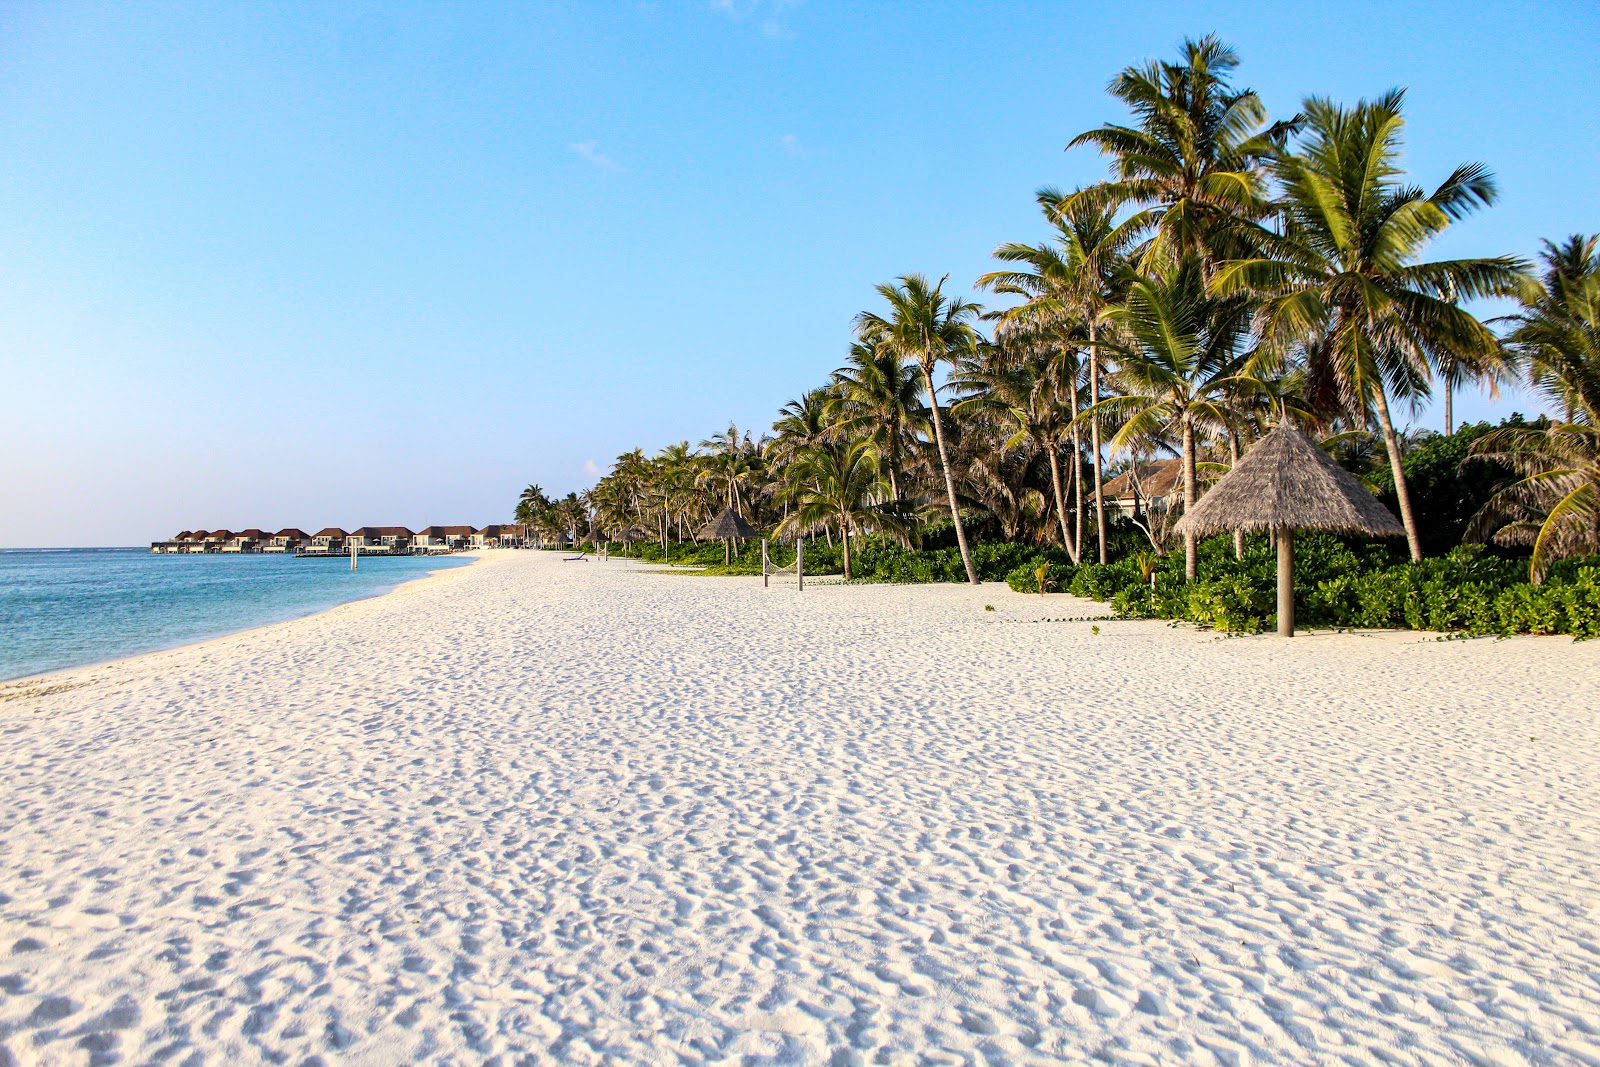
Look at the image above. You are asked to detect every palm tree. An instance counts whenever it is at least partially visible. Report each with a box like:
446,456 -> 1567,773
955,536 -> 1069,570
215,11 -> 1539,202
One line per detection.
1066,35 -> 1292,271
1501,234 -> 1600,421
981,191 -> 1135,563
830,335 -> 927,503
778,438 -> 904,580
1466,234 -> 1600,581
854,274 -> 986,584
952,335 -> 1081,562
1095,257 -> 1253,579
1212,90 -> 1527,560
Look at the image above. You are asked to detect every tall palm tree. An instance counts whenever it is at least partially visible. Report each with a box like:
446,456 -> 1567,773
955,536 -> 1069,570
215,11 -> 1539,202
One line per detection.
1066,34 -> 1292,271
778,438 -> 904,580
981,191 -> 1135,562
1095,257 -> 1253,579
1501,234 -> 1600,421
1466,234 -> 1600,581
830,335 -> 928,503
1212,90 -> 1527,559
952,337 -> 1081,562
854,274 -> 986,584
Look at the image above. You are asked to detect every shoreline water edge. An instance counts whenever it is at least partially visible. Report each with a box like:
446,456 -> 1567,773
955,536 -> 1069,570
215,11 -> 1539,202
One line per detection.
0,547 -> 482,684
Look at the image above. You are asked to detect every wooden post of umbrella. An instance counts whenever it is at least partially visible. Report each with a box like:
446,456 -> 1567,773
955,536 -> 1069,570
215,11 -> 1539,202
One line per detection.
762,539 -> 770,588
1276,527 -> 1294,638
797,539 -> 804,592
1177,424 -> 1404,637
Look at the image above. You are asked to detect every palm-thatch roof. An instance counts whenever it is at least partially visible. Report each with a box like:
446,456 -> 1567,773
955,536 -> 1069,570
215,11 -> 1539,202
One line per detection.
697,507 -> 759,541
609,526 -> 649,543
1177,423 -> 1405,538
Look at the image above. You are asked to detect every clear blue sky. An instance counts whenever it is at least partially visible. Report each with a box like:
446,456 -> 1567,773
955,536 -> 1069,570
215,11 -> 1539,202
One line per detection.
3,1 -> 1595,547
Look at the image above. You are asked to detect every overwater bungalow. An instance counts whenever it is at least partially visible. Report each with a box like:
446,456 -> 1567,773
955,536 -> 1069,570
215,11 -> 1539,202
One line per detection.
222,529 -> 267,553
264,529 -> 310,553
349,527 -> 414,554
415,525 -> 474,552
304,528 -> 348,554
471,525 -> 524,549
200,530 -> 234,552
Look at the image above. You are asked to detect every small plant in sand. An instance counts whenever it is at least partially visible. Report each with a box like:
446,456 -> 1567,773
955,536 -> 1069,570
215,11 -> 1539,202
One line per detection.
1034,562 -> 1056,596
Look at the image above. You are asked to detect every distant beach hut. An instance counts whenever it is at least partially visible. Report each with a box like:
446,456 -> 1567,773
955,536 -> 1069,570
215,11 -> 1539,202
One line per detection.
610,526 -> 649,557
697,507 -> 758,565
1176,423 -> 1405,637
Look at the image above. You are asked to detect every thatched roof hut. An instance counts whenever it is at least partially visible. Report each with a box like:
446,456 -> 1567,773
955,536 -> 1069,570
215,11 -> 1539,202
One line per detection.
697,507 -> 759,565
1177,423 -> 1404,636
610,526 -> 649,543
697,508 -> 758,541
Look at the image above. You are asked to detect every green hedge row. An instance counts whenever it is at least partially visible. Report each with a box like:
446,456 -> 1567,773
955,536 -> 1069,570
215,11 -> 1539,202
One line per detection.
1005,536 -> 1600,638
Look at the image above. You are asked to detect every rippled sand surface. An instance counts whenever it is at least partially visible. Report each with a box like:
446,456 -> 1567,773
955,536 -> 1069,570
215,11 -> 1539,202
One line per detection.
2,550 -> 1597,1065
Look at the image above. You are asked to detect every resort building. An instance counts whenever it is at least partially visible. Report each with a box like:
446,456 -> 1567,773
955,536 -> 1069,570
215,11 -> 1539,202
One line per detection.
222,529 -> 267,553
471,525 -> 525,549
304,528 -> 348,554
264,529 -> 310,553
1103,459 -> 1183,518
349,527 -> 414,554
153,523 -> 526,554
414,525 -> 474,552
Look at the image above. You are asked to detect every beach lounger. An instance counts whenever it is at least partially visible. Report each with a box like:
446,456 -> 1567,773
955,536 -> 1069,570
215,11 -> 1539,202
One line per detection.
563,552 -> 588,561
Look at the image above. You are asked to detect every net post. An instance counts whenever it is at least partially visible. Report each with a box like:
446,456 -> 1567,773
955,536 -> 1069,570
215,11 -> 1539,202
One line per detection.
797,539 -> 804,592
762,538 -> 770,587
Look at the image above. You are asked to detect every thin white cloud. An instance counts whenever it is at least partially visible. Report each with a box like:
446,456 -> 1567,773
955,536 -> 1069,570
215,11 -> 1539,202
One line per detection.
570,141 -> 623,173
780,133 -> 802,156
582,458 -> 602,477
710,0 -> 797,37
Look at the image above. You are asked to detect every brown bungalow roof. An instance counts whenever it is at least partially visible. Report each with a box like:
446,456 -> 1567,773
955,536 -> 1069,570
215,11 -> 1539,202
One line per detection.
272,529 -> 310,539
313,528 -> 347,538
174,530 -> 195,540
1103,459 -> 1182,502
233,529 -> 266,540
204,530 -> 233,540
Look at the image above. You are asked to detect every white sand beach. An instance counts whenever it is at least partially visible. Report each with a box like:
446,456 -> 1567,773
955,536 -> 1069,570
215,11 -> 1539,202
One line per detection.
2,550 -> 1597,1066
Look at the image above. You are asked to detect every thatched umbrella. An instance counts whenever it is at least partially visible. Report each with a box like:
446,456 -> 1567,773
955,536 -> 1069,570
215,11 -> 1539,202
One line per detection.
610,526 -> 648,557
1176,423 -> 1405,637
697,507 -> 758,565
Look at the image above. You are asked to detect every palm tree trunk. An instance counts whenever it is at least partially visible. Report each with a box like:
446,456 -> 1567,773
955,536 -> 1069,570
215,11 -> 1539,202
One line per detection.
1069,388 -> 1084,563
1443,384 -> 1453,436
923,364 -> 980,585
1182,415 -> 1198,581
1228,429 -> 1243,559
840,518 -> 852,580
1047,443 -> 1077,564
1089,324 -> 1108,565
1372,389 -> 1424,560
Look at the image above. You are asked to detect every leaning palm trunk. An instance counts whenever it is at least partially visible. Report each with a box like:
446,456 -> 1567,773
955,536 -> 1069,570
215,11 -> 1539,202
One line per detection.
840,518 -> 853,580
1047,443 -> 1078,563
1182,416 -> 1198,580
1372,390 -> 1424,560
923,365 -> 980,585
1089,323 -> 1108,564
1069,386 -> 1084,562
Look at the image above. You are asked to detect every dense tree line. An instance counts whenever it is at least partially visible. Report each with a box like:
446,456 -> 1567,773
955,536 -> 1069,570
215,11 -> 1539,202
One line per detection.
527,38 -> 1599,585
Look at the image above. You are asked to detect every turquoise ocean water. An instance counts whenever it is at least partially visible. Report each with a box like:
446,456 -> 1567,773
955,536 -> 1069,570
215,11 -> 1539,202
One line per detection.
0,548 -> 475,682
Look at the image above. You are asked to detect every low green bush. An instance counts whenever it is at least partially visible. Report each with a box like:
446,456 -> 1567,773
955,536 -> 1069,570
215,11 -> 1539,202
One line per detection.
619,527 -> 1597,638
